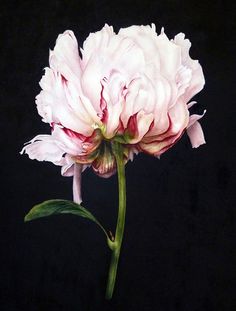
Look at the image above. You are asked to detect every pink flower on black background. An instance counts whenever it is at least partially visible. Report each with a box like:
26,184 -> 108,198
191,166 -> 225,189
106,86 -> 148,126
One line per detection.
21,24 -> 205,203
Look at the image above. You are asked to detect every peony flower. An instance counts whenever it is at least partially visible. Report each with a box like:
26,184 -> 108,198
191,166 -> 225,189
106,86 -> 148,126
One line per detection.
21,24 -> 206,203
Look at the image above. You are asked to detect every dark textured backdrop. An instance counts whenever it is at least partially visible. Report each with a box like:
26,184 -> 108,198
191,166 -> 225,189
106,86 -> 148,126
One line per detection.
1,0 -> 235,310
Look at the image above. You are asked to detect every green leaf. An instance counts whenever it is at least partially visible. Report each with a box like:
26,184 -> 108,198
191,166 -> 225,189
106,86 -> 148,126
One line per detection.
25,199 -> 109,239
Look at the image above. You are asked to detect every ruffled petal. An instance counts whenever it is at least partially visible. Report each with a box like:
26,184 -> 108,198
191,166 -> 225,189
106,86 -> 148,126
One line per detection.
118,24 -> 161,75
50,31 -> 103,125
81,24 -> 145,117
82,24 -> 115,67
121,75 -> 156,128
49,30 -> 81,81
173,33 -> 205,102
37,30 -> 101,133
20,135 -> 65,163
154,29 -> 181,79
36,68 -> 94,135
139,99 -> 189,155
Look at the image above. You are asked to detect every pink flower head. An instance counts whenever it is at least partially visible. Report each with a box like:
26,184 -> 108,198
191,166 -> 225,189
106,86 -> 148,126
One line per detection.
21,24 -> 206,203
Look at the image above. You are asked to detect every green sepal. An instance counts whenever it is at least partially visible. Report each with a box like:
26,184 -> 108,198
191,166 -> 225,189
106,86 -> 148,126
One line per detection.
24,199 -> 109,240
113,132 -> 133,144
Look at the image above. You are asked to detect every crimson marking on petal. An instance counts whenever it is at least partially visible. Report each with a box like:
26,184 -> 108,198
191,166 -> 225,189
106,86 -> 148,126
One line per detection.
63,127 -> 86,141
50,122 -> 55,130
138,116 -> 187,156
126,113 -> 138,138
142,114 -> 172,144
122,85 -> 128,98
100,81 -> 108,124
60,126 -> 102,158
100,82 -> 106,110
117,118 -> 125,135
139,128 -> 186,157
148,120 -> 155,132
60,73 -> 68,84
157,130 -> 185,155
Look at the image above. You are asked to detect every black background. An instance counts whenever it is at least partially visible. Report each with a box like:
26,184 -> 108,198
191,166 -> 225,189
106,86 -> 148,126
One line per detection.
1,0 -> 236,310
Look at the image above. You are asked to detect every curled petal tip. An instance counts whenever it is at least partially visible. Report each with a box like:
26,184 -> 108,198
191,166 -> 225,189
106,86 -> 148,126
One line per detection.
187,121 -> 206,148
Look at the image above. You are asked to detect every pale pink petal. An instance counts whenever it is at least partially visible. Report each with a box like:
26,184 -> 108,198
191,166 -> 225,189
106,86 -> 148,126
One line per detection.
83,25 -> 145,79
49,30 -> 81,81
119,25 -> 181,82
110,36 -> 145,79
186,110 -> 206,148
73,163 -> 82,203
173,33 -> 205,102
187,110 -> 206,128
187,121 -> 206,148
81,25 -> 145,115
128,111 -> 154,144
80,25 -> 117,112
20,135 -> 65,163
120,78 -> 141,127
175,65 -> 192,98
81,24 -> 115,67
139,97 -> 189,155
148,76 -> 171,135
52,124 -> 84,156
60,155 -> 75,176
40,30 -> 101,131
100,73 -> 125,138
187,101 -> 197,109
118,24 -> 161,74
184,65 -> 205,103
121,75 -> 156,128
154,30 -> 181,79
168,99 -> 189,134
36,68 -> 94,135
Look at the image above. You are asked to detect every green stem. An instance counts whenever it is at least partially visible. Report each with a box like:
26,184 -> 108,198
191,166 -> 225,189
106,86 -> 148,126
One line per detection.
105,142 -> 126,299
